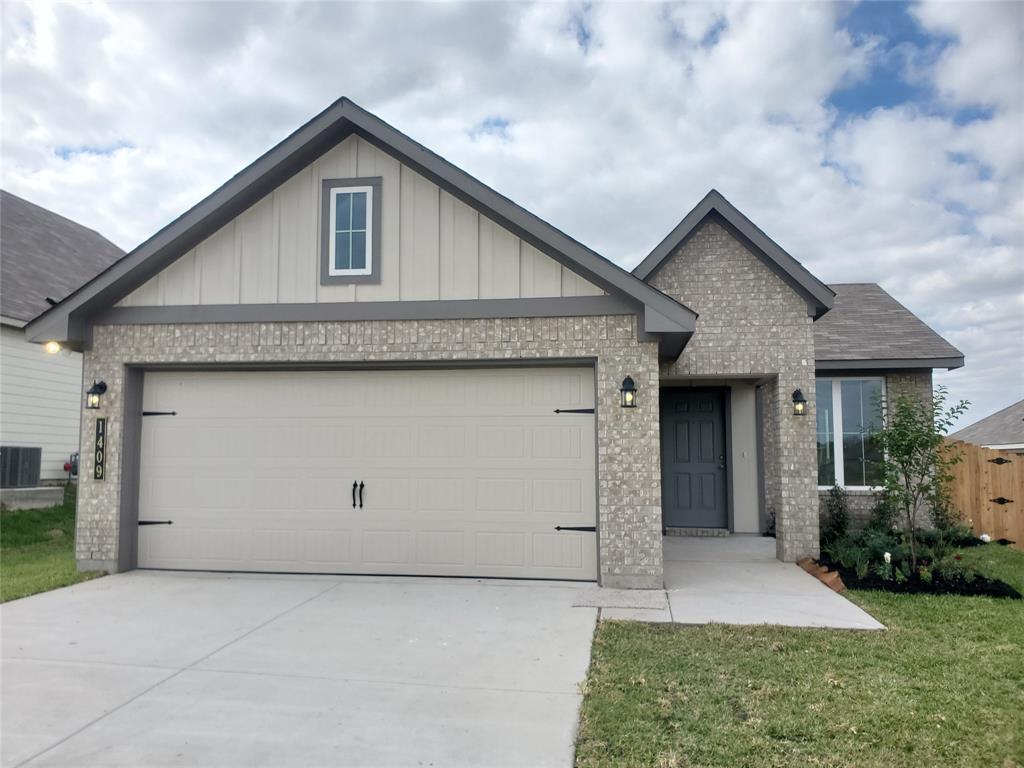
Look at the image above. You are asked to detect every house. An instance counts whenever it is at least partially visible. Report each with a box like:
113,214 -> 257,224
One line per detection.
950,400 -> 1024,454
1,191 -> 124,487
25,99 -> 963,587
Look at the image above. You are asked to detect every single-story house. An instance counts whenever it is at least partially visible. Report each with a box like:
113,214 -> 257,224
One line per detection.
1,191 -> 124,483
950,399 -> 1024,454
26,99 -> 962,588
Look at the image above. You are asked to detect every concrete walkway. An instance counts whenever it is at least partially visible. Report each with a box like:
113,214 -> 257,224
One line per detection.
588,536 -> 884,630
1,572 -> 597,768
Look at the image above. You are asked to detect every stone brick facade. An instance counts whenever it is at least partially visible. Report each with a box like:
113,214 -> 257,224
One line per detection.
650,219 -> 820,561
76,314 -> 664,588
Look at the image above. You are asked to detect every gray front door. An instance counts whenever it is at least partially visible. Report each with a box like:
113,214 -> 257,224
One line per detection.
660,388 -> 728,529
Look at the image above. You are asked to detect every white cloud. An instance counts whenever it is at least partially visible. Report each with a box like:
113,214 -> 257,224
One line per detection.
1,0 -> 1021,427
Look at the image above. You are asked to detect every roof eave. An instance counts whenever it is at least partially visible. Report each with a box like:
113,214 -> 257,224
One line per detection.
27,98 -> 697,348
633,190 -> 835,318
815,356 -> 965,371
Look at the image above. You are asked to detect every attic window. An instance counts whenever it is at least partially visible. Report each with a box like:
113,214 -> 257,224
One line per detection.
321,177 -> 382,285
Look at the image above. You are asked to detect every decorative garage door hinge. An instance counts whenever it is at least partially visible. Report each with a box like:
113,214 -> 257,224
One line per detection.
990,497 -> 1013,505
553,408 -> 595,414
142,411 -> 177,417
988,457 -> 1012,465
554,525 -> 596,532
138,520 -> 174,526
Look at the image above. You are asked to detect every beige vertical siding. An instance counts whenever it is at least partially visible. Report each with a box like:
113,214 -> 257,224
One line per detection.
118,136 -> 602,307
0,324 -> 82,481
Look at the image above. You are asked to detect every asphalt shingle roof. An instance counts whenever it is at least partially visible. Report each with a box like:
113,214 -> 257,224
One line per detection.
1,190 -> 124,323
950,399 -> 1024,447
814,283 -> 963,365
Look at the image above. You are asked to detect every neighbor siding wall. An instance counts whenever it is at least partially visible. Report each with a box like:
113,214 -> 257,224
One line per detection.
0,324 -> 82,481
118,136 -> 603,307
76,315 -> 664,589
651,219 -> 819,561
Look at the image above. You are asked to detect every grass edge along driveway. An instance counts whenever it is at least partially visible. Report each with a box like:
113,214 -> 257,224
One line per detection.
1,485 -> 103,603
576,545 -> 1024,768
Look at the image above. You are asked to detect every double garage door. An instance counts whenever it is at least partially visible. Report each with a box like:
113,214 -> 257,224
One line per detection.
137,367 -> 597,580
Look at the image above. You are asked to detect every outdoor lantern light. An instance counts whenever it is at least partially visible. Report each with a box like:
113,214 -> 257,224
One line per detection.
620,376 -> 637,408
792,388 -> 807,416
44,341 -> 61,354
86,380 -> 107,410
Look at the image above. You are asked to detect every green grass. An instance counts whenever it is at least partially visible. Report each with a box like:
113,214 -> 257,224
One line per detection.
1,485 -> 103,602
956,543 -> 1024,595
576,546 -> 1024,768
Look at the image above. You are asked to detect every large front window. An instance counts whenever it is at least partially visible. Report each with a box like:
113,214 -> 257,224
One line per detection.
816,377 -> 884,488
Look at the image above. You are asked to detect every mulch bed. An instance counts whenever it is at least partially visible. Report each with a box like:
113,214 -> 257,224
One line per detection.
818,557 -> 1022,599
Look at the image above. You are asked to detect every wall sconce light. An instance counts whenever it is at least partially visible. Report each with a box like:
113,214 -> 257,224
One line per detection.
792,388 -> 807,416
44,341 -> 62,354
86,380 -> 107,410
620,376 -> 637,408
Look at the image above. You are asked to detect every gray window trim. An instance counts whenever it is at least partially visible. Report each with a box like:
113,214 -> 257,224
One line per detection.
320,177 -> 382,285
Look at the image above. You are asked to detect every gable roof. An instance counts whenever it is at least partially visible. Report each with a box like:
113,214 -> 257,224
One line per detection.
949,400 -> 1024,447
25,98 -> 696,355
814,283 -> 964,370
632,189 -> 834,318
1,191 -> 124,325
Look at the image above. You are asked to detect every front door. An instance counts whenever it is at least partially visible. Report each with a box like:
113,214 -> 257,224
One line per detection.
660,388 -> 728,529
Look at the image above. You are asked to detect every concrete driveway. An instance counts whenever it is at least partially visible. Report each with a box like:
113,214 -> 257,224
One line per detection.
1,572 -> 597,768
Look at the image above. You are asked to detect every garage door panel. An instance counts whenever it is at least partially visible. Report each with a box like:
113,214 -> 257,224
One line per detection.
138,367 -> 597,579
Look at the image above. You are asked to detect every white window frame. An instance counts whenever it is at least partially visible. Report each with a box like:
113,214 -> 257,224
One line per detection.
327,185 -> 374,277
816,376 -> 886,491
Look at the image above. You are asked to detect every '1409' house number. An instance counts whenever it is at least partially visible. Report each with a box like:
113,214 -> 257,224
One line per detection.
94,418 -> 106,480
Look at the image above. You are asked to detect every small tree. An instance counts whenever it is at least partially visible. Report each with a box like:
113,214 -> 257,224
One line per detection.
873,385 -> 969,569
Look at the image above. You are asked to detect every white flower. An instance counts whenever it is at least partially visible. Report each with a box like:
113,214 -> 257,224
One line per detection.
884,552 -> 892,564
980,533 -> 992,543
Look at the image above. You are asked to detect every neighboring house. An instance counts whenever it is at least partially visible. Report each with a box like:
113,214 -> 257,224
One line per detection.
1,191 -> 124,481
950,400 -> 1024,453
26,99 -> 962,587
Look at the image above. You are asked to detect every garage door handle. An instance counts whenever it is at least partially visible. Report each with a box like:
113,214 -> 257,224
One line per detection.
358,481 -> 364,508
554,525 -> 596,532
138,520 -> 174,526
352,481 -> 358,508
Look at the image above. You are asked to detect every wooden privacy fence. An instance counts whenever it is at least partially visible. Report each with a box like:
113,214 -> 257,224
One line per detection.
945,440 -> 1023,550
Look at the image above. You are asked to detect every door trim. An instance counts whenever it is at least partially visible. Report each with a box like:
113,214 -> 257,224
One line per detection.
659,385 -> 731,531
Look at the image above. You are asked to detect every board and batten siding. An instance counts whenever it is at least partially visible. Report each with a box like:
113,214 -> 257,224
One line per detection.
118,136 -> 603,307
0,324 -> 82,481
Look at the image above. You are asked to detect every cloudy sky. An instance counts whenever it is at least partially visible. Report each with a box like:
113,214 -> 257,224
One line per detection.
2,1 -> 1021,428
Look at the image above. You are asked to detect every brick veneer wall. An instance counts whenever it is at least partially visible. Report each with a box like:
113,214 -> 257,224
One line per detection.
817,370 -> 935,531
77,315 -> 664,588
650,218 -> 820,561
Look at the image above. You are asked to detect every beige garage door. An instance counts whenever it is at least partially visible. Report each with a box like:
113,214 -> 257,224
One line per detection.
137,367 -> 597,580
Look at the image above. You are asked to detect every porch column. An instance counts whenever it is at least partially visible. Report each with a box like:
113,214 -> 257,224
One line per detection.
762,373 -> 820,561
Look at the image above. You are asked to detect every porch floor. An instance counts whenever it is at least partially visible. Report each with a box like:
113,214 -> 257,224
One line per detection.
598,536 -> 884,630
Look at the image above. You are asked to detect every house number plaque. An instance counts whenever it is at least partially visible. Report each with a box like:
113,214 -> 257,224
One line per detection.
94,418 -> 106,480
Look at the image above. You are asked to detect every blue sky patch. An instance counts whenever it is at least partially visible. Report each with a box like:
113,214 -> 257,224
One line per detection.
54,140 -> 134,160
469,116 -> 512,142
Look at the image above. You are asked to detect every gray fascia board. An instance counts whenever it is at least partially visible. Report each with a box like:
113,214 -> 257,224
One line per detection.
91,295 -> 637,326
815,356 -> 965,371
28,97 -> 696,346
633,190 -> 834,317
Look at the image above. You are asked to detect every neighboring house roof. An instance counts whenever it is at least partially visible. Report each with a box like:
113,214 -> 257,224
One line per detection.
814,283 -> 963,370
950,399 -> 1024,448
631,189 -> 835,318
26,98 -> 697,356
1,190 -> 124,325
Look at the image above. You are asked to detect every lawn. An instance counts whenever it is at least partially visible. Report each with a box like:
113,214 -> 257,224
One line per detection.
1,485 -> 103,602
576,545 -> 1024,768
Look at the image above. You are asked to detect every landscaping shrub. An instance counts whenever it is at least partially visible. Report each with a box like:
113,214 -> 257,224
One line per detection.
820,484 -> 848,545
